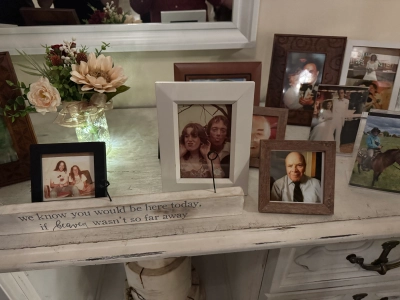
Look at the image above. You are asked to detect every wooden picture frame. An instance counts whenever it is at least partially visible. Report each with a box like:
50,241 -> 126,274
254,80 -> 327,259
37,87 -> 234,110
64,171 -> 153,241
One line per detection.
20,8 -> 80,26
250,107 -> 288,168
265,34 -> 347,126
259,140 -> 335,215
174,62 -> 262,105
30,142 -> 107,202
339,40 -> 400,112
0,51 -> 37,187
156,81 -> 254,194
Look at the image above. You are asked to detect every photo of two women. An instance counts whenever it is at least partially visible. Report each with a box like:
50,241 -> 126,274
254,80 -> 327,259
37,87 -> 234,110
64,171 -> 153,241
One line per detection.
42,154 -> 95,201
178,104 -> 231,179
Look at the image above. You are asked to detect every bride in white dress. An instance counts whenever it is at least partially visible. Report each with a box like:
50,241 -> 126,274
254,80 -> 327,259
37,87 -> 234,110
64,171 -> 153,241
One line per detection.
309,100 -> 334,141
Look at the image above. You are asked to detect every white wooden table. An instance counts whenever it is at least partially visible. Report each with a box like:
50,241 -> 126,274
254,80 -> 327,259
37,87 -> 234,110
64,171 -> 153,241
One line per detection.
1,108 -> 400,273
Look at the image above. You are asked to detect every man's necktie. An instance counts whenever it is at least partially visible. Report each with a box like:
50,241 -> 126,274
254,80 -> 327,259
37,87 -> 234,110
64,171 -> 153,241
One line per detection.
293,181 -> 304,202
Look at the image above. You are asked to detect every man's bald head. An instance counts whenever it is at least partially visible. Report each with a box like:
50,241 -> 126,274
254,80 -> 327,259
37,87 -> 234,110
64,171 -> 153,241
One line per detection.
285,152 -> 306,182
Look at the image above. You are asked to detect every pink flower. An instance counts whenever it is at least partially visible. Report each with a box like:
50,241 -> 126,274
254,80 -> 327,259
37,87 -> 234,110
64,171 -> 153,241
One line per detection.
27,77 -> 61,115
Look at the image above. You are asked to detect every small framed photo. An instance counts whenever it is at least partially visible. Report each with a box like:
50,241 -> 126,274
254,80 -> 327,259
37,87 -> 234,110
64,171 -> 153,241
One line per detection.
309,84 -> 369,155
156,81 -> 254,194
259,140 -> 335,215
0,52 -> 37,187
349,110 -> 400,193
266,34 -> 347,126
340,40 -> 400,111
174,62 -> 262,105
250,107 -> 288,167
30,142 -> 107,202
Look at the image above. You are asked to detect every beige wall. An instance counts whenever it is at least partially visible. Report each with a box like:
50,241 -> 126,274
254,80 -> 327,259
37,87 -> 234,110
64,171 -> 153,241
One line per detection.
12,0 -> 400,108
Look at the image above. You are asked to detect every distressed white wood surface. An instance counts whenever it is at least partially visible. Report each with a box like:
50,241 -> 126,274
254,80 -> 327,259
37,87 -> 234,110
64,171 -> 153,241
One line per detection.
1,108 -> 400,272
0,188 -> 244,235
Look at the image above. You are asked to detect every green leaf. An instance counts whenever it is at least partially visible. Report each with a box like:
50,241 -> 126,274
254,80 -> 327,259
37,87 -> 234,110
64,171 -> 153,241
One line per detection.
20,82 -> 26,88
11,116 -> 15,123
5,105 -> 11,110
20,111 -> 27,117
64,84 -> 70,89
105,85 -> 130,101
16,96 -> 25,106
14,103 -> 17,110
6,80 -> 14,86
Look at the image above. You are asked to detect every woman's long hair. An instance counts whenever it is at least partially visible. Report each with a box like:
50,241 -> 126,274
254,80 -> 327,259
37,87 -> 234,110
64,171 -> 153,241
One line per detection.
322,100 -> 333,111
69,165 -> 82,180
179,123 -> 208,160
54,160 -> 67,173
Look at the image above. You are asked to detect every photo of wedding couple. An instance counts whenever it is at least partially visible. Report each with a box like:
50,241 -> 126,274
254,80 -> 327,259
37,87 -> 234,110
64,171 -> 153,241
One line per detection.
178,104 -> 231,179
42,153 -> 95,201
308,85 -> 369,154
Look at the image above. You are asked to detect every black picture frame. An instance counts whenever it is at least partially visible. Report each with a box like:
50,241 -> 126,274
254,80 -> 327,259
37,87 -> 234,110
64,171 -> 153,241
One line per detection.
30,142 -> 107,202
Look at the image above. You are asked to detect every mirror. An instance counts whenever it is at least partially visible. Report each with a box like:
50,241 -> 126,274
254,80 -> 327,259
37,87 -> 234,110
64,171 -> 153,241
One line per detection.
0,0 -> 259,54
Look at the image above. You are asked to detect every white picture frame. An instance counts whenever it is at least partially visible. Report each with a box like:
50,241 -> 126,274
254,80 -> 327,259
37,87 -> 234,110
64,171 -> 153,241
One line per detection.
0,0 -> 260,54
340,39 -> 400,111
156,81 -> 254,194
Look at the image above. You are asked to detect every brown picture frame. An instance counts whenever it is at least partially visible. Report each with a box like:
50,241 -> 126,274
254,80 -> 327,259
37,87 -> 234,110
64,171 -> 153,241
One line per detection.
20,7 -> 80,26
250,106 -> 288,168
174,62 -> 262,105
265,34 -> 347,126
0,52 -> 37,187
259,140 -> 335,215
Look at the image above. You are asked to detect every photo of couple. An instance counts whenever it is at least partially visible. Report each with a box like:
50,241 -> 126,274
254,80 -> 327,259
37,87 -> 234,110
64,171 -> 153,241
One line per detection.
178,104 -> 231,179
42,154 -> 95,201
282,52 -> 326,110
309,85 -> 369,154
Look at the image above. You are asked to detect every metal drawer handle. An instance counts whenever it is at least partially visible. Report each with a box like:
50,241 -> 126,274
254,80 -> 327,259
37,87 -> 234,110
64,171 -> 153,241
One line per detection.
346,240 -> 400,275
353,293 -> 368,300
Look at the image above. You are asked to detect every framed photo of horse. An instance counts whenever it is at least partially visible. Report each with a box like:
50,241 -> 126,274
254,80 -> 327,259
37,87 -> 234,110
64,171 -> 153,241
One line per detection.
350,110 -> 400,193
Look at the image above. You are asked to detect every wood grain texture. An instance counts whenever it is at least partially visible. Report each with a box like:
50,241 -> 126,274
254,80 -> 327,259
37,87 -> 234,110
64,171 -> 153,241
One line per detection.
250,107 -> 288,168
265,34 -> 347,126
258,140 -> 335,215
174,62 -> 262,105
0,52 -> 37,187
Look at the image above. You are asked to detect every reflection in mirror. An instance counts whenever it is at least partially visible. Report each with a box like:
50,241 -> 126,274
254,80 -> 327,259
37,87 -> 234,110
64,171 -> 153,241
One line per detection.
0,0 -> 232,26
0,116 -> 19,165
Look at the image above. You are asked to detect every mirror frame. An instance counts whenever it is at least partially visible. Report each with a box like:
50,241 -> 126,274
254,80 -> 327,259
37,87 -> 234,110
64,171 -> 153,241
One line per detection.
0,0 -> 260,54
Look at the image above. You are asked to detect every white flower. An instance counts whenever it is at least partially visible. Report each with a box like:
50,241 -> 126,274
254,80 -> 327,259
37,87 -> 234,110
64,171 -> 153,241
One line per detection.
70,53 -> 128,93
27,77 -> 61,115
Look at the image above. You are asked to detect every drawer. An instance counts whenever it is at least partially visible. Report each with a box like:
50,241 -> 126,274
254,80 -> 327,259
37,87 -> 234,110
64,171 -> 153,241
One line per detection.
260,238 -> 400,293
260,280 -> 400,300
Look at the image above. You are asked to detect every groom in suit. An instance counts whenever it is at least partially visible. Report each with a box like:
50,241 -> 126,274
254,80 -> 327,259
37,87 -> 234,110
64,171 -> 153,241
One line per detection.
332,88 -> 349,153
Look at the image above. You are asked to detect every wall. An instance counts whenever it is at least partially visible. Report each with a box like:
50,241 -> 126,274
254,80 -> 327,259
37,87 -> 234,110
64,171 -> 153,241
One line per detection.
11,0 -> 400,108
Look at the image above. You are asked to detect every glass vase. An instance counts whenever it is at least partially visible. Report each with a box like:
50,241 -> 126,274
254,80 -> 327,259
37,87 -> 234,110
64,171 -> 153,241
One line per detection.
75,94 -> 112,153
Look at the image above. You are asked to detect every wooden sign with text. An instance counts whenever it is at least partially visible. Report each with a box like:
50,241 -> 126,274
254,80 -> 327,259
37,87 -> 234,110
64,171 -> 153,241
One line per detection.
0,187 -> 244,235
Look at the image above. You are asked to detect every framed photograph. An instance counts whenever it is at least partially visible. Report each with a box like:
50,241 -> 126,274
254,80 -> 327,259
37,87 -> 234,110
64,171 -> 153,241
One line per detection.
349,110 -> 400,193
0,51 -> 37,187
340,40 -> 400,112
174,62 -> 262,105
250,107 -> 288,167
266,34 -> 347,126
19,8 -> 80,26
309,84 -> 369,155
259,140 -> 335,215
30,142 -> 107,202
156,81 -> 254,194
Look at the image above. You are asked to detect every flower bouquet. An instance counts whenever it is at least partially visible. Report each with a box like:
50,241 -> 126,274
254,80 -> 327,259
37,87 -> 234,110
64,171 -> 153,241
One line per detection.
3,38 -> 130,151
85,1 -> 141,24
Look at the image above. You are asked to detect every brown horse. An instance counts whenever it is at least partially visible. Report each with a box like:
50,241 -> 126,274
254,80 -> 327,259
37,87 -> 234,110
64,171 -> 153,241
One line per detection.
362,149 -> 400,187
